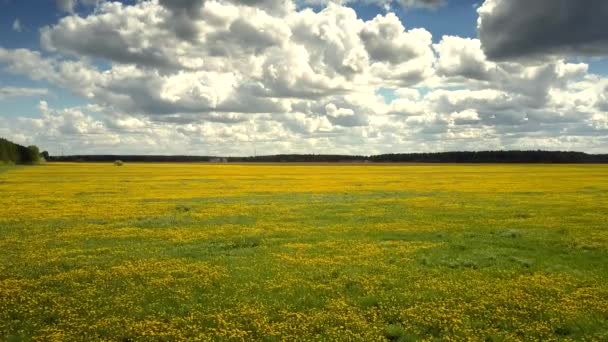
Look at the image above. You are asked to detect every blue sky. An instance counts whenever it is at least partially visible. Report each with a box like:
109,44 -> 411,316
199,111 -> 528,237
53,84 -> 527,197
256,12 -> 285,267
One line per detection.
1,0 -> 608,155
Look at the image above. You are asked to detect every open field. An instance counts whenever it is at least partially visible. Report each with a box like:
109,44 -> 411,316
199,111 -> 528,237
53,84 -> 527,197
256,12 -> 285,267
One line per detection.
1,163 -> 607,341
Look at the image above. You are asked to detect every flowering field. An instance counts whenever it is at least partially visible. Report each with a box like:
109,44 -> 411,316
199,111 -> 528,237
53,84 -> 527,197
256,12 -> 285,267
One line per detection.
1,163 -> 607,341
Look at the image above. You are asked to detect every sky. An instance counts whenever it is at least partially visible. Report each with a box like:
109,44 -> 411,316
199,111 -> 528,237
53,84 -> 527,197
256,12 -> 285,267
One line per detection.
1,0 -> 608,156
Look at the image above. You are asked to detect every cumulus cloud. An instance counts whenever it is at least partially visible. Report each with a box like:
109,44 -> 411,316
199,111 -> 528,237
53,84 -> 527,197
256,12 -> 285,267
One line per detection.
362,13 -> 434,86
290,5 -> 369,78
478,0 -> 608,60
324,102 -> 368,127
1,0 -> 608,154
28,0 -> 435,121
361,13 -> 432,65
426,36 -> 602,142
158,0 -> 293,40
434,36 -> 490,80
42,2 -> 186,70
433,36 -> 588,105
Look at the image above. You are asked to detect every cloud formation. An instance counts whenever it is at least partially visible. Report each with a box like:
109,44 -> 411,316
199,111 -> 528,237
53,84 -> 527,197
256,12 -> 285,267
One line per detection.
478,0 -> 608,60
1,0 -> 607,155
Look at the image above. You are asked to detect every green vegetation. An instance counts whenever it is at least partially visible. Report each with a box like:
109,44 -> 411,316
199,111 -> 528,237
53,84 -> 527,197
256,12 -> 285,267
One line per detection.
48,150 -> 608,163
0,137 -> 44,164
0,163 -> 607,340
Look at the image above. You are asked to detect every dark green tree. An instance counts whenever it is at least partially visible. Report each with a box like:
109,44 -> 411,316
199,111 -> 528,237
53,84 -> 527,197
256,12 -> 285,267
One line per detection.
27,145 -> 41,164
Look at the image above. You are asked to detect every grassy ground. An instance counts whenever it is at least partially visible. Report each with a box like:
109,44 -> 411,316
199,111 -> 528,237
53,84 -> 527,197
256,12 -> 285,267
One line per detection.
0,164 -> 16,174
1,163 -> 607,341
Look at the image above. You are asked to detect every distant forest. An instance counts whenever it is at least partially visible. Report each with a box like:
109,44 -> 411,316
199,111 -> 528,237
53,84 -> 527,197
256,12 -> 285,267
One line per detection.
49,151 -> 608,163
0,138 -> 46,164
3,134 -> 606,164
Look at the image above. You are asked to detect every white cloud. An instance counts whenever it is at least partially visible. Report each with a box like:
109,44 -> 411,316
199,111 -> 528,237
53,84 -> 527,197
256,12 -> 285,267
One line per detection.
434,36 -> 490,80
450,109 -> 481,125
325,103 -> 367,126
0,0 -> 607,154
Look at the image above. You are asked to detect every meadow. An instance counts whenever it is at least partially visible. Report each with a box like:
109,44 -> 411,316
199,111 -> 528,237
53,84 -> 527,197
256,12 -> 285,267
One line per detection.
0,163 -> 607,341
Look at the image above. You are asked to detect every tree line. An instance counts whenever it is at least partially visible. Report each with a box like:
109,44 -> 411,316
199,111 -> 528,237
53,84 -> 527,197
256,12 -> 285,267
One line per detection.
0,137 -> 47,165
369,151 -> 608,163
48,151 -> 608,163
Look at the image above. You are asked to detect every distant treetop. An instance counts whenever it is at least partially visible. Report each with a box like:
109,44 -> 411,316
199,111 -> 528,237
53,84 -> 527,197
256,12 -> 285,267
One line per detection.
48,151 -> 608,164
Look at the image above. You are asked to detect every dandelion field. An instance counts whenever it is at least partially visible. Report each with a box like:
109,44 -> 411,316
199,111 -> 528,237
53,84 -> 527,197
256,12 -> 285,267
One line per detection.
1,163 -> 607,341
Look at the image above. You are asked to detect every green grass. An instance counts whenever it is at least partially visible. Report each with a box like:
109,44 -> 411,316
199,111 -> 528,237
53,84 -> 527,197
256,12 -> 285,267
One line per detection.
0,163 -> 16,174
0,163 -> 607,340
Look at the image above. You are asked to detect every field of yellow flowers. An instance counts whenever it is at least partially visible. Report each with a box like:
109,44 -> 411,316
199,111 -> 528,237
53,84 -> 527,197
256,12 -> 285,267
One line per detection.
1,163 -> 607,340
